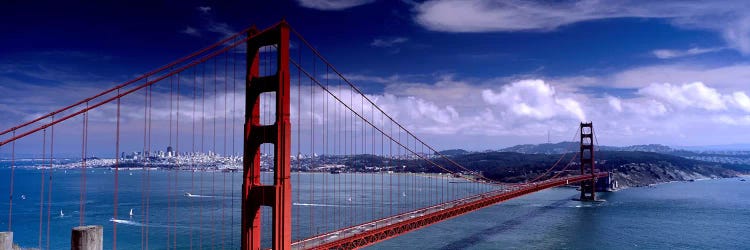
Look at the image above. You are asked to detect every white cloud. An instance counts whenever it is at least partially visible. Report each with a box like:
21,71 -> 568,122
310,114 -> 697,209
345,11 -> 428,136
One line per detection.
197,6 -> 212,13
647,82 -> 750,114
481,79 -> 585,121
5,60 -> 750,153
652,47 -> 724,59
713,115 -> 750,125
207,22 -> 235,37
297,0 -> 375,10
412,0 -> 750,54
731,92 -> 750,112
384,75 -> 478,108
414,0 -> 674,32
613,64 -> 750,90
626,99 -> 668,117
343,76 -> 589,139
607,96 -> 623,112
181,26 -> 201,37
370,37 -> 409,48
5,74 -> 750,154
351,73 -> 750,147
344,74 -> 402,84
181,5 -> 236,38
553,63 -> 750,90
716,16 -> 750,54
637,82 -> 726,111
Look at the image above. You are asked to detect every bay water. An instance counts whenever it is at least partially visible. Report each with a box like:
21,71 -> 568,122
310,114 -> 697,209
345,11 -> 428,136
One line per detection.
1,160 -> 748,249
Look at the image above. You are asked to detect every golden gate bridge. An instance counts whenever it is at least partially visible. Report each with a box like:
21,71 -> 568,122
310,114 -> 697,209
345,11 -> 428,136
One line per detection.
0,21 -> 607,250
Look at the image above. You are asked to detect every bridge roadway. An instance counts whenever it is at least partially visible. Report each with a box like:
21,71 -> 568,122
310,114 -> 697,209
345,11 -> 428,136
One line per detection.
292,172 -> 609,249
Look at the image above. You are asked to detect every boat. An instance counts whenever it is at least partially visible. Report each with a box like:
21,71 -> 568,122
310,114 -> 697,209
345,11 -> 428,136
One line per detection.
330,169 -> 342,174
60,210 -> 64,217
741,179 -> 746,182
20,194 -> 26,200
129,208 -> 134,217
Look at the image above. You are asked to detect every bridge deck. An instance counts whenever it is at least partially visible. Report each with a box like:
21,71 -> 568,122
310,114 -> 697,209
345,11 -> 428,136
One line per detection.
292,172 -> 608,250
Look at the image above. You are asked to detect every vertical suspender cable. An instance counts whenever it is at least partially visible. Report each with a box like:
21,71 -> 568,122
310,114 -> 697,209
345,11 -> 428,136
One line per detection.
231,44 -> 237,249
175,71 -> 182,250
323,64 -> 328,233
38,129 -> 46,250
309,55 -> 314,236
165,74 -> 173,249
81,103 -> 88,226
114,91 -> 120,250
191,66 -> 198,249
46,116 -> 54,250
143,82 -> 149,248
212,54 -> 218,248
222,50 -> 229,250
8,130 -> 16,232
8,130 -> 15,232
200,60 -> 205,248
295,38 -> 301,241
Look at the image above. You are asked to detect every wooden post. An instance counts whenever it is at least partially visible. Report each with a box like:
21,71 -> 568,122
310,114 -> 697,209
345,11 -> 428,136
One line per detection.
0,232 -> 12,250
71,225 -> 102,250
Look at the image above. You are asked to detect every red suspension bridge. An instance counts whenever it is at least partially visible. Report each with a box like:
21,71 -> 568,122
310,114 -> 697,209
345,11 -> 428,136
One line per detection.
0,21 -> 608,249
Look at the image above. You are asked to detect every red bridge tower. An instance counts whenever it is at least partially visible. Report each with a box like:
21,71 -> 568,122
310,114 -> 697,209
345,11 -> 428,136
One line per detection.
579,122 -> 597,201
242,22 -> 292,250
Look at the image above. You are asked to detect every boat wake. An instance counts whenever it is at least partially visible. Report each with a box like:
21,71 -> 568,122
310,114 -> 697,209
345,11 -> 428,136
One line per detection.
293,203 -> 344,207
109,218 -> 145,227
184,192 -> 214,198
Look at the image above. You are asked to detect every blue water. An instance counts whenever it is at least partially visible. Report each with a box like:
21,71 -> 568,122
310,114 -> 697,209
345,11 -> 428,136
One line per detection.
0,160 -> 491,249
372,177 -> 750,249
1,160 -> 749,249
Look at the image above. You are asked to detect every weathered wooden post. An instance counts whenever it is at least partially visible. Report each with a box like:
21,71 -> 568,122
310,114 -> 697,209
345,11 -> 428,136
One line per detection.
0,232 -> 12,250
71,225 -> 102,250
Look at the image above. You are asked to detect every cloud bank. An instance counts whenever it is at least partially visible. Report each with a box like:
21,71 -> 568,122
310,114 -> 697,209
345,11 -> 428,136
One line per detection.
652,47 -> 725,59
413,0 -> 750,54
297,0 -> 375,10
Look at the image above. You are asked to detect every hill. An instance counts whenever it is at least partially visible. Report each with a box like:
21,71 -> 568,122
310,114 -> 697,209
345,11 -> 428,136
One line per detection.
430,150 -> 740,188
497,142 -> 750,166
499,142 -> 687,154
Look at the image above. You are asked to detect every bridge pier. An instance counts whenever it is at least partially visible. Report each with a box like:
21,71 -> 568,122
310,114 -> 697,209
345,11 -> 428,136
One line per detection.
596,172 -> 617,192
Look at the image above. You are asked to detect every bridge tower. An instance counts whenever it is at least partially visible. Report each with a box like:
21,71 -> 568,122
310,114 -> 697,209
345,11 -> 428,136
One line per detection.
242,22 -> 292,250
579,122 -> 597,201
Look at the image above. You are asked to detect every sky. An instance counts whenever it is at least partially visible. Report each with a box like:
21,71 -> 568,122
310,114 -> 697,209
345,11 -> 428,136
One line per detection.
2,0 -> 750,154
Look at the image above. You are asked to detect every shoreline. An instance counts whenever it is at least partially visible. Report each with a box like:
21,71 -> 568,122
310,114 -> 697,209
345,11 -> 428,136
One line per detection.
610,175 -> 744,192
6,164 -> 746,191
6,165 -> 468,180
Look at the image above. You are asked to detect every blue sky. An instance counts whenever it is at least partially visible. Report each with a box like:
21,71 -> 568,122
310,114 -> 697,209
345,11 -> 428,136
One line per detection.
2,0 -> 750,154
